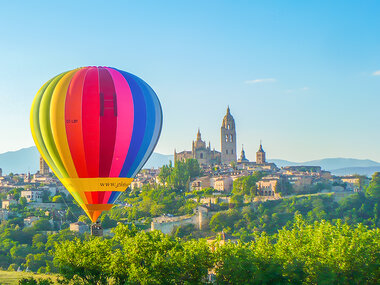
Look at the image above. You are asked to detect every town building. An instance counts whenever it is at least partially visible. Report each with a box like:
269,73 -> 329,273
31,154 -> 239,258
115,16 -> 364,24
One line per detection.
340,176 -> 369,192
2,199 -> 16,209
214,177 -> 233,192
39,155 -> 49,175
21,189 -> 43,203
235,143 -> 278,172
256,175 -> 289,198
24,172 -> 31,183
70,221 -> 89,234
24,216 -> 40,227
191,176 -> 212,191
256,177 -> 278,197
256,143 -> 266,164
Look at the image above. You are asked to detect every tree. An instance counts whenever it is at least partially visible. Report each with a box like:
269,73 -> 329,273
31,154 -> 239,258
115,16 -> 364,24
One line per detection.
159,159 -> 201,191
230,194 -> 244,208
26,253 -> 51,272
366,172 -> 380,200
209,209 -> 242,233
100,215 -> 117,229
19,197 -> 27,207
232,172 -> 263,197
42,191 -> 50,203
214,241 -> 287,285
186,158 -> 201,179
32,220 -> 52,231
77,215 -> 91,225
54,224 -> 213,284
54,237 -> 111,285
158,162 -> 172,185
169,160 -> 190,190
52,195 -> 64,203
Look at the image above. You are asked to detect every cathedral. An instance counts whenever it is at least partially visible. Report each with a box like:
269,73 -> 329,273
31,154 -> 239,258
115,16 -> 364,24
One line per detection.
174,107 -> 237,165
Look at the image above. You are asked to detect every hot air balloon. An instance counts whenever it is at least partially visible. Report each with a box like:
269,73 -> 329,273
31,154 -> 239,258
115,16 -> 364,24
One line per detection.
30,66 -> 162,224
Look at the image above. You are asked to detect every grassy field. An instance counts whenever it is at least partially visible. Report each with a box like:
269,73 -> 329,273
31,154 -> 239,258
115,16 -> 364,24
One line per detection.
0,271 -> 57,285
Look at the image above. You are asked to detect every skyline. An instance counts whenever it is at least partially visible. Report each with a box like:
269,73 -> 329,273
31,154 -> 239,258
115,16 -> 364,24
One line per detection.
0,1 -> 380,162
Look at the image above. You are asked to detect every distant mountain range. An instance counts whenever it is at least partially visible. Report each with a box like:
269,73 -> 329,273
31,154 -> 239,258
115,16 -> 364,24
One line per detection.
268,158 -> 380,176
0,146 -> 379,177
0,146 -> 174,175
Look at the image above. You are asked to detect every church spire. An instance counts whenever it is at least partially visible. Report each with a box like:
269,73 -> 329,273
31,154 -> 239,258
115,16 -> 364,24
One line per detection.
241,144 -> 246,159
258,140 -> 264,152
227,105 -> 230,115
256,141 -> 266,164
197,128 -> 201,141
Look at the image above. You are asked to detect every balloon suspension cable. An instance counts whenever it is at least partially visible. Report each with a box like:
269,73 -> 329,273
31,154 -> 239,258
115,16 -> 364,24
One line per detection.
61,193 -> 79,220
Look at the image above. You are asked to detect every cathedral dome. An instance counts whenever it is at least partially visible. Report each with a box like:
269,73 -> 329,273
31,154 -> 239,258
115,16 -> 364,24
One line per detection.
194,129 -> 206,149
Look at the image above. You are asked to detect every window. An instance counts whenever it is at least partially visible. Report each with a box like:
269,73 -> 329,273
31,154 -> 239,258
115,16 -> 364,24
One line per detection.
227,124 -> 230,130
230,135 -> 233,142
231,149 -> 233,154
200,153 -> 203,159
226,150 -> 228,154
225,134 -> 229,142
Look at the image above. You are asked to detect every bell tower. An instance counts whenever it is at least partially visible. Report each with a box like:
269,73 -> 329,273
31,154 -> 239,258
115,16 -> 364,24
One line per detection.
221,106 -> 237,164
256,142 -> 266,164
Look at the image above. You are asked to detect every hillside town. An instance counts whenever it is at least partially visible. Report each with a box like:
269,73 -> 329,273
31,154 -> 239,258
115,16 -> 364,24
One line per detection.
0,107 -> 369,236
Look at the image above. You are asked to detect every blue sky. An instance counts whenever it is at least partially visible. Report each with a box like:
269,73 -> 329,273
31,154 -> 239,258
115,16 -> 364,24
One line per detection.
0,1 -> 379,162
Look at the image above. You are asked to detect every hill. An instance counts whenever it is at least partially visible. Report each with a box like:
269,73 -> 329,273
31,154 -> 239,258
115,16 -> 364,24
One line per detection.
0,146 -> 173,175
269,158 -> 380,174
330,166 -> 380,176
0,146 -> 40,175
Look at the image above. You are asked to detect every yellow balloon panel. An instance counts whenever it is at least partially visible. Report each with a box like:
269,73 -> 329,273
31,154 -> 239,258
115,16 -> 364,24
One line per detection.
61,177 -> 134,194
60,177 -> 133,222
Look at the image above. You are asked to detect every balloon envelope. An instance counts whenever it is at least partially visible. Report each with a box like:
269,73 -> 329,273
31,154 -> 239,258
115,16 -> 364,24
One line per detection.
30,67 -> 162,222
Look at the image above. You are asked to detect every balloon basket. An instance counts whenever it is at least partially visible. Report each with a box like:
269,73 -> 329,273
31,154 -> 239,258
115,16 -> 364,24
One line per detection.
91,221 -> 103,237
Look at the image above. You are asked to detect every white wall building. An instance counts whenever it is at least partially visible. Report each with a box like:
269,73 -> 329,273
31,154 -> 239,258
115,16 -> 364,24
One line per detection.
21,190 -> 43,203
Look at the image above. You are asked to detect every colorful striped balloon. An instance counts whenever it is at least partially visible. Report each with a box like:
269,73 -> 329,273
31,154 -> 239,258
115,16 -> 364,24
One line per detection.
30,67 -> 162,222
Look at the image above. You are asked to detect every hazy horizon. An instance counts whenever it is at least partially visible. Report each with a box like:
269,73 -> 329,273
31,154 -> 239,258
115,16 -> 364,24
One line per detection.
2,145 -> 380,165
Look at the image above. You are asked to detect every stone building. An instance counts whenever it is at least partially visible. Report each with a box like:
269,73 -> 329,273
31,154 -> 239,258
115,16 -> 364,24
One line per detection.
221,107 -> 237,164
39,155 -> 49,175
214,176 -> 233,192
191,176 -> 212,191
174,106 -> 238,166
256,177 -> 280,197
151,205 -> 214,234
70,221 -> 89,234
256,143 -> 266,164
21,189 -> 43,203
2,199 -> 16,209
174,129 -> 221,165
